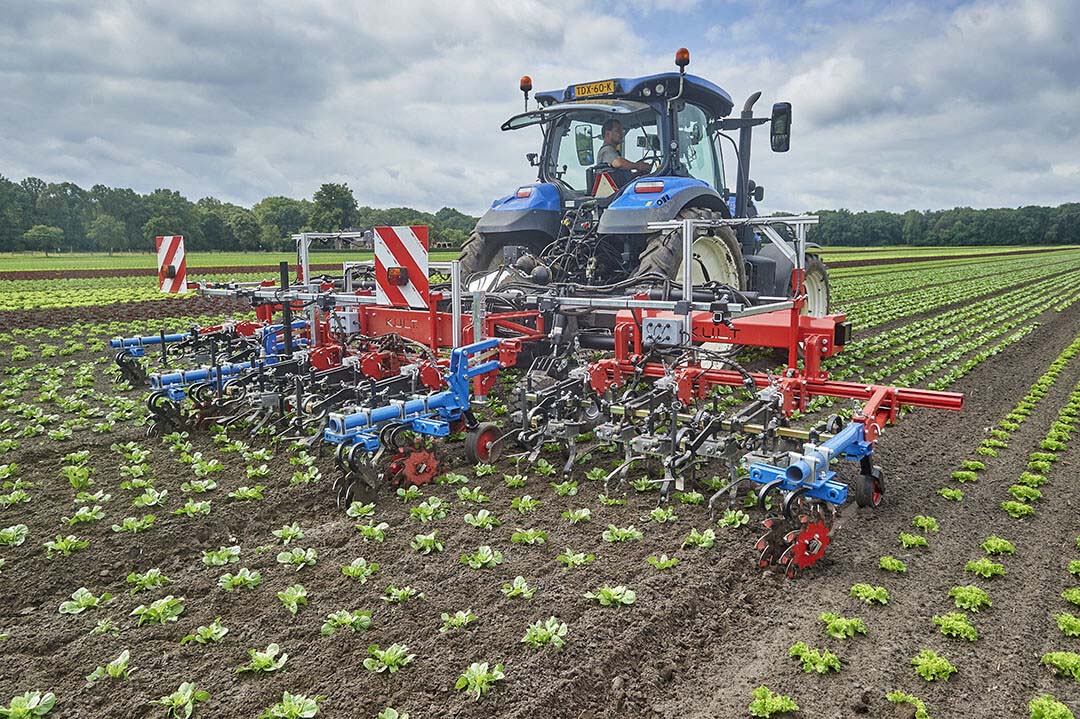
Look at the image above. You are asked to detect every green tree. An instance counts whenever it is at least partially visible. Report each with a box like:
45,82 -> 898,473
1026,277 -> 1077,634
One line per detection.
308,183 -> 358,231
22,224 -> 64,255
86,214 -> 126,253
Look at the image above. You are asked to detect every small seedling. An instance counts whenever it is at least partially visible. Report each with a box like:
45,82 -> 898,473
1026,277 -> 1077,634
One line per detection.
556,548 -> 595,569
357,521 -> 389,542
383,585 -> 424,604
584,585 -> 635,607
938,487 -> 964,502
410,531 -> 443,555
912,515 -> 939,533
202,545 -> 241,567
180,617 -> 228,645
85,649 -> 132,684
911,648 -> 957,682
218,568 -> 262,592
647,554 -> 680,570
648,506 -> 678,524
899,532 -> 928,549
885,691 -> 930,719
259,692 -> 324,719
850,583 -> 889,605
345,501 -> 376,520
272,522 -> 305,545
501,576 -> 536,599
511,495 -> 541,515
152,682 -> 210,719
464,508 -> 501,530
341,558 -> 380,582
131,595 -> 184,626
964,557 -> 1005,579
879,556 -> 907,573
460,545 -> 504,569
717,509 -> 749,528
43,534 -> 89,559
1028,694 -> 1074,719
549,479 -> 578,497
602,524 -> 643,542
981,535 -> 1015,555
236,643 -> 288,674
439,609 -> 477,633
521,617 -> 568,649
818,612 -> 867,640
949,585 -> 991,612
511,528 -> 547,545
562,508 -> 591,525
455,662 -> 505,700
58,587 -> 112,615
321,609 -> 372,636
1055,613 -> 1080,637
1001,500 -> 1035,519
788,641 -> 841,673
111,515 -> 155,534
1040,652 -> 1080,682
747,685 -> 798,718
277,584 -> 308,614
363,643 -> 415,673
933,611 -> 979,641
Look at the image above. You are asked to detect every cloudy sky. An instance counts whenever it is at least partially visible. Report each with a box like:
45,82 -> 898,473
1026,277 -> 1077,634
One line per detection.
1,0 -> 1077,215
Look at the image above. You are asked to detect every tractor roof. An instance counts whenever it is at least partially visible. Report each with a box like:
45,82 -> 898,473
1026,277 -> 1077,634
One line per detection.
535,72 -> 734,118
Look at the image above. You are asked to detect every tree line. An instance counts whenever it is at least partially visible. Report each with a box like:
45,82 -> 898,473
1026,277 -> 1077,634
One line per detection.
0,177 -> 478,254
807,205 -> 1080,247
1,172 -> 1077,253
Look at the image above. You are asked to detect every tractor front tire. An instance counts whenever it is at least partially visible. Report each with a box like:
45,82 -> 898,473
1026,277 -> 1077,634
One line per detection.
633,206 -> 745,290
457,230 -> 502,280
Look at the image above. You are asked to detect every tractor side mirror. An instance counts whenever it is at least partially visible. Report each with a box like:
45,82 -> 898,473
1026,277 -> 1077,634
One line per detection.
526,153 -> 539,167
748,180 -> 765,202
770,102 -> 791,152
574,126 -> 595,165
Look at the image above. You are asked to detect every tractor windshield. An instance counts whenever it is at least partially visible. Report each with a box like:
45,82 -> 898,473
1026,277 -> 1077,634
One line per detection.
545,101 -> 660,192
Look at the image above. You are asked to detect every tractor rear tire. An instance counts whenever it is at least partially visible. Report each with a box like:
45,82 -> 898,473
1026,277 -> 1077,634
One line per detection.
633,206 -> 745,290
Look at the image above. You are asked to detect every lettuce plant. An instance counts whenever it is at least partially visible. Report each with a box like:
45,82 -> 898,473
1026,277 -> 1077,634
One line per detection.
236,644 -> 288,674
933,612 -> 978,641
521,617 -> 568,649
341,558 -> 379,582
911,649 -> 956,682
788,641 -> 841,673
321,610 -> 372,636
747,686 -> 798,718
584,585 -> 635,607
455,662 -> 505,701
363,643 -> 414,673
818,612 -> 867,640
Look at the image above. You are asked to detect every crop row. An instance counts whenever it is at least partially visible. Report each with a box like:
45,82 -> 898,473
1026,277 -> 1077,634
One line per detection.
836,254 -> 1080,330
830,251 -> 1080,304
0,272 -> 273,311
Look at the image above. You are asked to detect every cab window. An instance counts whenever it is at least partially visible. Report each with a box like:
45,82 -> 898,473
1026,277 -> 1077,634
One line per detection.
676,103 -> 721,187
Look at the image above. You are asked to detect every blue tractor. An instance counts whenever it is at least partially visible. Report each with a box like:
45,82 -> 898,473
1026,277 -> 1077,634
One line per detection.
458,48 -> 829,316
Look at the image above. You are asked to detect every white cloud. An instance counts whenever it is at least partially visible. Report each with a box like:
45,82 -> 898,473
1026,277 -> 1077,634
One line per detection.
0,0 -> 1076,216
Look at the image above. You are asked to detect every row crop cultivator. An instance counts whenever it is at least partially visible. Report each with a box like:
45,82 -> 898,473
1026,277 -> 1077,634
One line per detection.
110,215 -> 962,578
92,48 -> 967,577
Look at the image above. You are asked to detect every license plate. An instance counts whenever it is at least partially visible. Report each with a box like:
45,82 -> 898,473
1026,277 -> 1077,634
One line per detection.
574,80 -> 616,98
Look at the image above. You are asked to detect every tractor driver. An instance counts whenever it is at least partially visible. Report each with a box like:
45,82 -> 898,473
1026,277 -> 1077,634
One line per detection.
596,119 -> 652,174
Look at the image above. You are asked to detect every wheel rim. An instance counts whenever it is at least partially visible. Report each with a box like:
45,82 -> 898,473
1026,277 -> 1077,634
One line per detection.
674,234 -> 742,288
476,427 -> 499,462
804,267 -> 829,317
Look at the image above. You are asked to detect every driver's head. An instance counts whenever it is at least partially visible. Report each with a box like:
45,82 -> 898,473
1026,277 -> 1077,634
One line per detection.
601,118 -> 624,145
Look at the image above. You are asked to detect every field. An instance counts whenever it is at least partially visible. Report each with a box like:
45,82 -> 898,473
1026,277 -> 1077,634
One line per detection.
1,245 -> 1079,719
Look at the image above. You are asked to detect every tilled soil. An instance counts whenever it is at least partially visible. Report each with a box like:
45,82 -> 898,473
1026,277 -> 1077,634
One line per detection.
0,305 -> 1078,719
0,297 -> 242,330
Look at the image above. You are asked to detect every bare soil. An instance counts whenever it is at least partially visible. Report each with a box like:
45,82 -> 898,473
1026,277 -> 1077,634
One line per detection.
0,301 -> 1078,719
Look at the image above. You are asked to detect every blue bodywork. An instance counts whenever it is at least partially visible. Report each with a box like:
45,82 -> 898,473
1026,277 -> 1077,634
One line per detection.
478,72 -> 736,240
745,421 -> 875,506
323,338 -> 501,450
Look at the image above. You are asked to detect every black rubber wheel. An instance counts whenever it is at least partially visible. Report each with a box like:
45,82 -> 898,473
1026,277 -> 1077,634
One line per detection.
458,230 -> 545,283
633,206 -> 745,289
854,466 -> 884,508
465,421 -> 502,464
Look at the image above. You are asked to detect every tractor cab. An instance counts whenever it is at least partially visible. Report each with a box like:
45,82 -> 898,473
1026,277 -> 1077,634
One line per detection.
459,49 -> 827,319
501,73 -> 730,204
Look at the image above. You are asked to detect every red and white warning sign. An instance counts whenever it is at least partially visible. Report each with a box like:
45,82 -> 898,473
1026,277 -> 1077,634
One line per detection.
156,235 -> 188,294
374,226 -> 429,309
